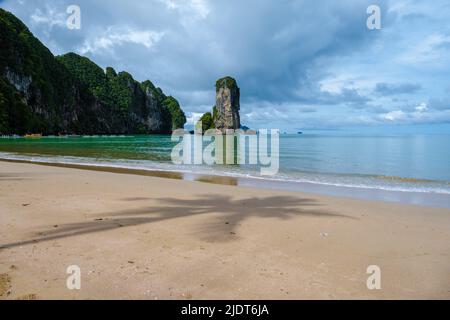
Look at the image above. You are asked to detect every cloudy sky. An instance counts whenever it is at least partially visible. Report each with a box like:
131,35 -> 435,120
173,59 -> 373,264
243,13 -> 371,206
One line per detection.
1,0 -> 450,132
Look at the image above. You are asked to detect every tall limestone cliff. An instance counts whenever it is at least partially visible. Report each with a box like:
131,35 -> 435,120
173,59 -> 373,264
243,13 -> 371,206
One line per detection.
214,76 -> 241,131
0,9 -> 185,135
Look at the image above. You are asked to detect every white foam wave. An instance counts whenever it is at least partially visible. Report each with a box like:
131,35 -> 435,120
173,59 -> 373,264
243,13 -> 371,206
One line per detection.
1,152 -> 450,195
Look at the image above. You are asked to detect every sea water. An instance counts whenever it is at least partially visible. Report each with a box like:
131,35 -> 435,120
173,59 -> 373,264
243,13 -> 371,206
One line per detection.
1,133 -> 449,207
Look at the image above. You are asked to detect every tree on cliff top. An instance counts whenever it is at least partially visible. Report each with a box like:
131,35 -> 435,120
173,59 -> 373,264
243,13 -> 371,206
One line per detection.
215,76 -> 238,91
161,96 -> 186,130
196,111 -> 215,132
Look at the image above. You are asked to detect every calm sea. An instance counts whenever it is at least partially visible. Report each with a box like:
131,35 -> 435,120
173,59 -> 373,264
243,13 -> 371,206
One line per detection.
1,134 -> 449,207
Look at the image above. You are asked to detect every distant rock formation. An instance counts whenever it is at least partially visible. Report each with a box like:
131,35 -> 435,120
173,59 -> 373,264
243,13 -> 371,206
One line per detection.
197,76 -> 241,133
214,76 -> 241,131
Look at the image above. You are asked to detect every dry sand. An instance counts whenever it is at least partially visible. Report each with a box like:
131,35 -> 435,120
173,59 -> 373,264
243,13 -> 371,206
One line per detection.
0,160 -> 449,299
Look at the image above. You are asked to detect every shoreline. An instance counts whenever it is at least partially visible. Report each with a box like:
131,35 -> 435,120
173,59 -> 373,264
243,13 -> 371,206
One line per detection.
0,160 -> 449,299
1,158 -> 449,208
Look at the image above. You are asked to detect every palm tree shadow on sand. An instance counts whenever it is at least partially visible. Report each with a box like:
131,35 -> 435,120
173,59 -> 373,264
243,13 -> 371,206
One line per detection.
0,194 -> 353,249
0,173 -> 31,181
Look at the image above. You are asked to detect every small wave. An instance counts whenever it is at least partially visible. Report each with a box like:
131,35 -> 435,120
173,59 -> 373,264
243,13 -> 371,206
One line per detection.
1,152 -> 450,195
374,175 -> 441,184
211,171 -> 450,195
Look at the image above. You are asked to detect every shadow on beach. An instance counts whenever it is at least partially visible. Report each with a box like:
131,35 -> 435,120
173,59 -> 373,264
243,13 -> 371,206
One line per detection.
0,173 -> 31,182
0,194 -> 352,249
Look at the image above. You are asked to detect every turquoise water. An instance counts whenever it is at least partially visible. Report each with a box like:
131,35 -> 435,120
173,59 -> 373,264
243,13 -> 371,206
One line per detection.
1,134 -> 449,197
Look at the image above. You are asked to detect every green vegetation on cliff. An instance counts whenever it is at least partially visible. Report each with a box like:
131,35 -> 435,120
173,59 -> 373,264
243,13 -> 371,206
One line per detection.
58,52 -> 187,134
161,96 -> 186,130
215,76 -> 238,91
197,106 -> 218,132
197,111 -> 215,132
0,9 -> 92,134
0,8 -> 186,135
0,77 -> 40,134
56,53 -> 105,91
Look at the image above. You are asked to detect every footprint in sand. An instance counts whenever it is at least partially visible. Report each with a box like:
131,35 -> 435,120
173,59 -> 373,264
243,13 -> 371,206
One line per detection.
0,273 -> 12,298
0,273 -> 37,300
15,293 -> 38,300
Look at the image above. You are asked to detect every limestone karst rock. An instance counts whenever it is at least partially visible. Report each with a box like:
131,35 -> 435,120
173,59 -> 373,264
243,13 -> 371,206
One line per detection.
213,76 -> 241,131
0,8 -> 185,135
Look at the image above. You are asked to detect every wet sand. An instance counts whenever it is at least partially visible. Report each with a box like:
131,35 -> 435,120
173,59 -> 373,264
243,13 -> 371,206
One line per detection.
0,160 -> 449,299
1,158 -> 448,208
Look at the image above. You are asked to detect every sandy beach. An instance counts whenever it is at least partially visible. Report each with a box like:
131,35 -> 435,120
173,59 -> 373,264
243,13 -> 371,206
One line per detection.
0,160 -> 449,300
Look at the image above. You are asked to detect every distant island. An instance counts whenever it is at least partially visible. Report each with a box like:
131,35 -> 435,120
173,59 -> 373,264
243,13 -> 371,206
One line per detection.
0,9 -> 186,135
197,76 -> 242,133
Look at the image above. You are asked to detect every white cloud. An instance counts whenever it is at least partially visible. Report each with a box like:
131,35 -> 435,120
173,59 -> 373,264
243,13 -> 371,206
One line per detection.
2,0 -> 450,130
377,104 -> 450,125
415,102 -> 428,112
186,112 -> 205,125
30,6 -> 66,30
383,110 -> 406,121
158,0 -> 210,19
78,27 -> 165,55
399,33 -> 450,65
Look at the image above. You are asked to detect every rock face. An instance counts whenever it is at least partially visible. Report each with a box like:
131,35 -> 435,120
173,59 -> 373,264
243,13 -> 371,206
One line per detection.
0,9 -> 185,135
214,77 -> 240,131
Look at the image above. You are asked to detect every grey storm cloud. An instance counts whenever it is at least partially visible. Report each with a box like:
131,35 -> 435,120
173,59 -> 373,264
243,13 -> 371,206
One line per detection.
375,82 -> 422,96
2,0 -> 450,130
428,98 -> 450,111
2,0 -> 385,99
